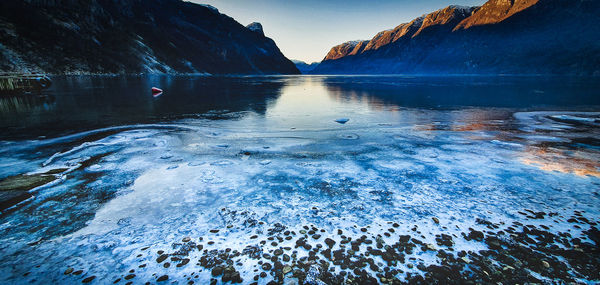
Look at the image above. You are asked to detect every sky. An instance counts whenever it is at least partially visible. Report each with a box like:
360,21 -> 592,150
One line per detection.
190,0 -> 485,63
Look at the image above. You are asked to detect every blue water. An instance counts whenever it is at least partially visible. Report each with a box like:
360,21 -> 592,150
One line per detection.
0,75 -> 599,284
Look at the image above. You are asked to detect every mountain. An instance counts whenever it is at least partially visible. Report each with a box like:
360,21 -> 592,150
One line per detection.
323,41 -> 370,61
291,60 -> 320,74
313,0 -> 600,75
0,0 -> 299,75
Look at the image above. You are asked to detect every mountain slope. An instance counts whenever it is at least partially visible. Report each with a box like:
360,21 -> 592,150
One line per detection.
454,0 -> 538,30
0,0 -> 299,75
313,0 -> 600,75
323,41 -> 370,61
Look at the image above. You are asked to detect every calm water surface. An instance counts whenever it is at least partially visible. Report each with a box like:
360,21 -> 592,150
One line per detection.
0,75 -> 599,284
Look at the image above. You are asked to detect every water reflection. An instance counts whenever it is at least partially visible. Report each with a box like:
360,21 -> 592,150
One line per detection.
2,75 -> 599,140
0,95 -> 55,116
321,75 -> 600,109
0,76 -> 287,139
1,75 -> 599,179
522,147 -> 600,177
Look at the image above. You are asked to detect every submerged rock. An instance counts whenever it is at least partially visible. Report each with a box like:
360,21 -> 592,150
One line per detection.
0,169 -> 65,211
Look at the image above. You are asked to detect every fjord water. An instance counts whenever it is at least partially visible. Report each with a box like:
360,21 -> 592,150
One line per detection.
0,75 -> 599,283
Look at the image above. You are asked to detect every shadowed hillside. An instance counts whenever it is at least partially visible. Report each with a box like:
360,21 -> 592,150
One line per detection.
0,0 -> 299,75
314,0 -> 600,75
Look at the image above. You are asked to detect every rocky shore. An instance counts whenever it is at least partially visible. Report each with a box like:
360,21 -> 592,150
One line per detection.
60,209 -> 599,284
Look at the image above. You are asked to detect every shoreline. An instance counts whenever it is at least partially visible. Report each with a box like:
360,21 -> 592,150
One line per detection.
52,211 -> 600,284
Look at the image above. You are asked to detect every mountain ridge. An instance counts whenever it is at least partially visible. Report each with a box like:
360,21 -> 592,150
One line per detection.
314,0 -> 600,75
0,0 -> 299,75
291,60 -> 320,74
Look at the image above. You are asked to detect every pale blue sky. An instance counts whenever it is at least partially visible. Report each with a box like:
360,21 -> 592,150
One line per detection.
190,0 -> 485,63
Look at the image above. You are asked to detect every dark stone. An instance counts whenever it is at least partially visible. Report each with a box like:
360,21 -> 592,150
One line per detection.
325,238 -> 336,248
156,254 -> 168,263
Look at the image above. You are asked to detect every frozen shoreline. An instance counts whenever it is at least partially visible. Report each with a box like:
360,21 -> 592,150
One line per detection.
0,109 -> 598,283
1,73 -> 599,284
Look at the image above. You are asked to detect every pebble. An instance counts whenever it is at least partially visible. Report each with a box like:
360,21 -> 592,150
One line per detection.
542,261 -> 550,268
67,213 -> 597,284
324,238 -> 335,248
156,254 -> 168,263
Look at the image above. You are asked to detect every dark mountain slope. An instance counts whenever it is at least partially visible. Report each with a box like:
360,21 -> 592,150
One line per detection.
313,0 -> 600,75
0,0 -> 299,75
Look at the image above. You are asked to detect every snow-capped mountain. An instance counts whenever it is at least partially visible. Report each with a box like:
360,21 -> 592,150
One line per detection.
313,0 -> 600,75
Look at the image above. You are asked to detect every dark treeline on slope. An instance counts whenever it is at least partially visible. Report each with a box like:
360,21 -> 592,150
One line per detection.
0,0 -> 299,75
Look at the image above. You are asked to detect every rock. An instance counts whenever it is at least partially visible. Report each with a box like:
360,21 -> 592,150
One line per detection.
212,266 -> 224,276
177,258 -> 190,267
432,217 -> 440,224
0,172 -> 59,211
182,237 -> 191,242
230,271 -> 242,283
246,22 -> 265,37
542,260 -> 550,268
324,238 -> 336,248
64,268 -> 74,275
466,229 -> 484,241
262,263 -> 272,271
156,254 -> 168,263
283,266 -> 292,274
82,276 -> 95,283
157,275 -> 169,282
